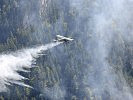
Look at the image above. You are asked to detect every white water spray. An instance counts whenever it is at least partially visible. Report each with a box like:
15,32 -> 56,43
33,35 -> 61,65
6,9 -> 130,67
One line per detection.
0,42 -> 62,92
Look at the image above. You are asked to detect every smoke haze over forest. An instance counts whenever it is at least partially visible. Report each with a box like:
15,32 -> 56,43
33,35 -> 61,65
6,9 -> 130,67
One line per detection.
0,0 -> 133,100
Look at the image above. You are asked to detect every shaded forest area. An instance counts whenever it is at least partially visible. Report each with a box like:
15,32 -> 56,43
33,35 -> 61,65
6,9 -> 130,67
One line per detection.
0,0 -> 133,100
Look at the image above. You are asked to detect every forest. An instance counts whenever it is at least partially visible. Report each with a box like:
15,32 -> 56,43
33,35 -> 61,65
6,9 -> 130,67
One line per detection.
0,0 -> 133,100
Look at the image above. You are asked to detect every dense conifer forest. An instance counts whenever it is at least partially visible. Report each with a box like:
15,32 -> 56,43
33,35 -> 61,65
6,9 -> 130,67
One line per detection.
0,0 -> 133,100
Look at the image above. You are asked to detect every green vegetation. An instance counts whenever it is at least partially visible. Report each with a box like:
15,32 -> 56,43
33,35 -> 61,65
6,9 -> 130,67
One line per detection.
0,0 -> 133,100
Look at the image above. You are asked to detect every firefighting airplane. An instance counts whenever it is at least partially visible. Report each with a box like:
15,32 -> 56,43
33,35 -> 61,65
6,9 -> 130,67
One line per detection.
53,35 -> 74,42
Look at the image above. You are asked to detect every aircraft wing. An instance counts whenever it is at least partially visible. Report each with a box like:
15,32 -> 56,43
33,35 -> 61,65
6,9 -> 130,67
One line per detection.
56,35 -> 73,41
56,35 -> 66,39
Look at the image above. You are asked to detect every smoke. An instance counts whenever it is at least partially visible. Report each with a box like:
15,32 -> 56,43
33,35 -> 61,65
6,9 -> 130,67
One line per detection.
10,0 -> 133,99
19,0 -> 52,43
0,42 -> 62,92
70,0 -> 133,99
41,84 -> 66,100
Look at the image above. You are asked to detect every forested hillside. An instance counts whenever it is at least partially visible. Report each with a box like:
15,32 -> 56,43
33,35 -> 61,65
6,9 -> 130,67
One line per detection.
0,0 -> 133,100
